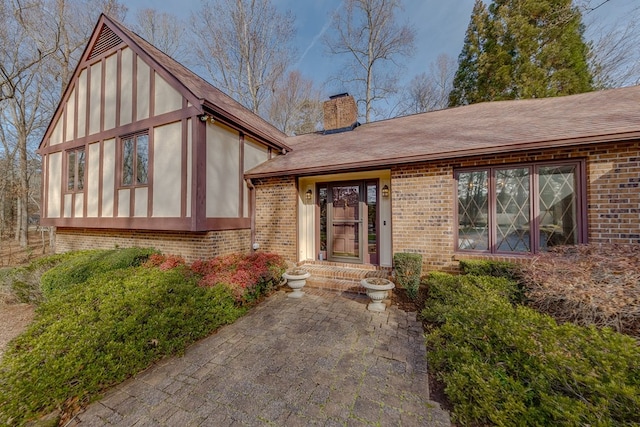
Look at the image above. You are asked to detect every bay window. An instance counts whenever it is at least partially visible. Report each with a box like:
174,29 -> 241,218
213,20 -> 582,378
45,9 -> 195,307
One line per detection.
456,161 -> 585,254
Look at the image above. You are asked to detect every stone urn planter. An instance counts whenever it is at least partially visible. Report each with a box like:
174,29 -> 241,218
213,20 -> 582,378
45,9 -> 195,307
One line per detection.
282,268 -> 311,298
361,278 -> 395,312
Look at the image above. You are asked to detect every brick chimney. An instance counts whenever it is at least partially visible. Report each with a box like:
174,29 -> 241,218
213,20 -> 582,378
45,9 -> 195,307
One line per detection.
323,93 -> 358,133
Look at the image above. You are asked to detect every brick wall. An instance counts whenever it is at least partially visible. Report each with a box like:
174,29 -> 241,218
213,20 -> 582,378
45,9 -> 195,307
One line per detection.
54,228 -> 251,263
390,140 -> 640,272
253,176 -> 298,263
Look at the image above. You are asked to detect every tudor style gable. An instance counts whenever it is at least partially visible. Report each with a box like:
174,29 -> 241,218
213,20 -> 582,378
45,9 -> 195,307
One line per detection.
38,14 -> 283,233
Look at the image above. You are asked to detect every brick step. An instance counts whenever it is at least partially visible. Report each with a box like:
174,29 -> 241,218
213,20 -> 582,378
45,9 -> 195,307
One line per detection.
299,262 -> 393,294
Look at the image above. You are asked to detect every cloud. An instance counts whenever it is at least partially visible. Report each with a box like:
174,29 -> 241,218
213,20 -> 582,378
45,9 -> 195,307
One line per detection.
293,1 -> 343,70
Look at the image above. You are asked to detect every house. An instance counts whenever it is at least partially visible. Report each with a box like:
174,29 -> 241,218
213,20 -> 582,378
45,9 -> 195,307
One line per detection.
38,14 -> 290,261
40,15 -> 640,290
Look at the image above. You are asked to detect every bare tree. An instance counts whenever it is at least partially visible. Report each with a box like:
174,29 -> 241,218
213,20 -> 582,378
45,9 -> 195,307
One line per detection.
398,53 -> 456,115
190,0 -> 296,115
583,4 -> 640,88
132,8 -> 191,64
268,71 -> 323,136
323,0 -> 415,123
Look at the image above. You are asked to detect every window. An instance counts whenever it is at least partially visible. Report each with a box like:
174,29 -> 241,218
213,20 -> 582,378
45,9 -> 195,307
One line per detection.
66,148 -> 85,192
456,161 -> 584,254
121,132 -> 149,186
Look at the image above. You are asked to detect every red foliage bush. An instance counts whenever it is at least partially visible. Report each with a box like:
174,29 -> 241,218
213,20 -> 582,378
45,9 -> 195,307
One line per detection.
194,252 -> 287,304
143,254 -> 186,271
520,244 -> 640,338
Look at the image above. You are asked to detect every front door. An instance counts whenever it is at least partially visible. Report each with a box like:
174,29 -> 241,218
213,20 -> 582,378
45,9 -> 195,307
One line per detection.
318,181 -> 379,264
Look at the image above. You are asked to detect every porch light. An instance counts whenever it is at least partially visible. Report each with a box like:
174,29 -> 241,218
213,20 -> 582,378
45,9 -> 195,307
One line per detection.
305,189 -> 313,201
382,185 -> 390,198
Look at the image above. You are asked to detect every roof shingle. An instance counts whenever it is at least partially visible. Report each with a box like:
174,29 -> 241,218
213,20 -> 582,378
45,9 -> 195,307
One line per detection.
246,85 -> 640,178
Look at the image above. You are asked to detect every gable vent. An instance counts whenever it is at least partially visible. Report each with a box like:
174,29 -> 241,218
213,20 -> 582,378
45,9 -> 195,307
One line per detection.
88,25 -> 123,60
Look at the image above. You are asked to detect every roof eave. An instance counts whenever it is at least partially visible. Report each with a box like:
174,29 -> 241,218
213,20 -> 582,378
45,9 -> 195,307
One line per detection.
201,100 -> 291,152
245,130 -> 640,179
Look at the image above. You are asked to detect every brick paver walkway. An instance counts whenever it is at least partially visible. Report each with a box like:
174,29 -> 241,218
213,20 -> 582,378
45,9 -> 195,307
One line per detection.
72,289 -> 450,426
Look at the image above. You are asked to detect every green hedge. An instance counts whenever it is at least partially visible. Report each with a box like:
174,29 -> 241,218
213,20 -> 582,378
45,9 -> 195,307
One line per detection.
0,266 -> 245,426
0,252 -> 89,304
40,248 -> 157,298
422,272 -> 640,426
458,259 -> 519,280
393,252 -> 422,300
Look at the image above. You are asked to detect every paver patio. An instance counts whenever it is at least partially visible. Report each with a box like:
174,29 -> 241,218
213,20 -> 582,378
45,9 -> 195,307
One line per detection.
71,289 -> 450,426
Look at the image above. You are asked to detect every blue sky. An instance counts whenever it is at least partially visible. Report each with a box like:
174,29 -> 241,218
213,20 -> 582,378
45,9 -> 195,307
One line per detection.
122,0 -> 637,99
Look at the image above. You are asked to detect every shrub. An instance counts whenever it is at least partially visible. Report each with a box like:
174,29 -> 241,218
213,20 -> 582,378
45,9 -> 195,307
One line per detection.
422,272 -> 640,426
195,252 -> 287,304
520,243 -> 640,338
0,266 -> 245,426
458,259 -> 519,280
393,253 -> 422,301
0,252 -> 82,304
40,248 -> 157,298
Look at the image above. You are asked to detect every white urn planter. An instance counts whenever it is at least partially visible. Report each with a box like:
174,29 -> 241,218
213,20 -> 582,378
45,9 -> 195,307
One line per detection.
283,268 -> 311,298
361,278 -> 395,312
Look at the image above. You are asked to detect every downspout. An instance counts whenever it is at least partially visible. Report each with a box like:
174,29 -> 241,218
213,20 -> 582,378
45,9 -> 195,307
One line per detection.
245,178 -> 257,252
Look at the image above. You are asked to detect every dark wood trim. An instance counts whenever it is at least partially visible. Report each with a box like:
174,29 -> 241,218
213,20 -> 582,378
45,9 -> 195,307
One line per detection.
181,108 -> 188,218
239,132 -> 245,217
39,216 -> 250,232
579,159 -> 589,244
203,218 -> 251,230
38,107 -> 201,155
192,118 -> 207,230
62,94 -> 68,144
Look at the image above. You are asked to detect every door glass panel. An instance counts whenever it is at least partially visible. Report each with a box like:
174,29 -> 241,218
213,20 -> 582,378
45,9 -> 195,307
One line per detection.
496,168 -> 530,252
319,186 -> 327,254
367,183 -> 378,261
457,170 -> 489,250
538,165 -> 578,250
331,185 -> 360,259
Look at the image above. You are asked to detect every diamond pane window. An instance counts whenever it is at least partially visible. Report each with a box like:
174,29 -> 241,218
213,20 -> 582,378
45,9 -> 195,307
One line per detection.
495,168 -> 530,253
538,165 -> 578,250
455,161 -> 584,255
457,170 -> 489,250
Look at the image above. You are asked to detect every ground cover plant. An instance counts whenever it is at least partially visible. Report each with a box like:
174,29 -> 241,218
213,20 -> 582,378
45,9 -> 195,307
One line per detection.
422,268 -> 640,426
0,249 -> 285,425
519,243 -> 640,338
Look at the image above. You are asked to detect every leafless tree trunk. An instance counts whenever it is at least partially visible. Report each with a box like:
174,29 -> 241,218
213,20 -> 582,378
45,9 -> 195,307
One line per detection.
190,0 -> 296,115
267,71 -> 323,136
324,0 -> 415,123
397,54 -> 456,115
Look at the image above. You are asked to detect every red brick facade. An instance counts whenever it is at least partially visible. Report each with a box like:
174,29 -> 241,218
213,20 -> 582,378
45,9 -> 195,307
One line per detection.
253,177 -> 298,262
390,140 -> 640,272
54,227 -> 251,263
54,140 -> 639,273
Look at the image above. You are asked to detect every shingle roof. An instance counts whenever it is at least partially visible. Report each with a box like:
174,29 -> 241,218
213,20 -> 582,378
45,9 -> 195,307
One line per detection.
246,85 -> 640,178
106,15 -> 289,150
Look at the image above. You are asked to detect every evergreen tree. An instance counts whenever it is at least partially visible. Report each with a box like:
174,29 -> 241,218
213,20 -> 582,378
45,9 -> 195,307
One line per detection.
449,0 -> 593,107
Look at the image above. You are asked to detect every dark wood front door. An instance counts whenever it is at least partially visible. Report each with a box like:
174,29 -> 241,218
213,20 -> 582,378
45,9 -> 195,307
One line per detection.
318,180 -> 379,264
